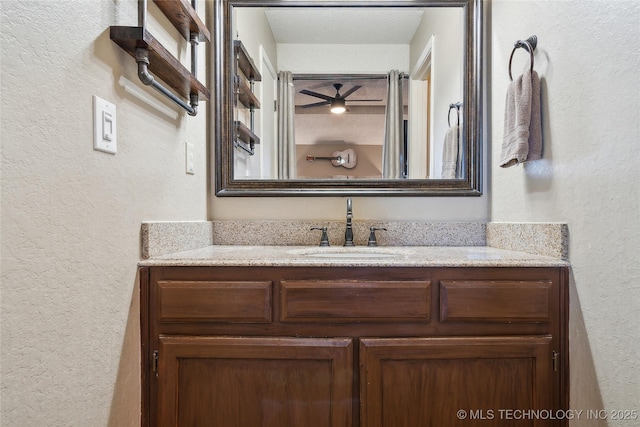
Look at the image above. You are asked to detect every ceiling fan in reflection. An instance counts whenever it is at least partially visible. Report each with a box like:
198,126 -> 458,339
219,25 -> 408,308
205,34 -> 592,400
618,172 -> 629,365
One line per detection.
299,83 -> 381,114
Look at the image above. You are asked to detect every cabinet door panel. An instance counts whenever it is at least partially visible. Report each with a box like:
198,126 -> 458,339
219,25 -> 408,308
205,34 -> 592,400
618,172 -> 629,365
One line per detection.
360,336 -> 554,427
157,336 -> 353,427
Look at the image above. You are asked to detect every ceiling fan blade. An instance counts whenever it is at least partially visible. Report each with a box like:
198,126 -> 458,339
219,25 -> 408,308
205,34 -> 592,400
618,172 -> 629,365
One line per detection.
299,89 -> 333,101
340,85 -> 362,99
347,99 -> 383,102
300,100 -> 331,108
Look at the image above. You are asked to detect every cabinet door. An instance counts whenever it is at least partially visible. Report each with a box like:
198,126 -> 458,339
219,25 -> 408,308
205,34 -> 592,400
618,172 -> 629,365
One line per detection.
360,336 -> 554,427
156,336 -> 353,427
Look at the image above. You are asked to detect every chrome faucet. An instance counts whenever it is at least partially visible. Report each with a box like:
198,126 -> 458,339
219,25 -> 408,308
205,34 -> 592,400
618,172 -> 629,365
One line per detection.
344,198 -> 354,246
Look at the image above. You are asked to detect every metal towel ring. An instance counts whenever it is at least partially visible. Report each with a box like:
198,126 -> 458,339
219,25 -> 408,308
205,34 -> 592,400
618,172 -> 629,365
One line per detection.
448,102 -> 462,127
509,35 -> 538,81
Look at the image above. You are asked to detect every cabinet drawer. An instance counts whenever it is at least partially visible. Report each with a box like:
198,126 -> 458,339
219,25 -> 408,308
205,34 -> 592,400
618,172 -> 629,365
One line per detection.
156,280 -> 272,323
440,280 -> 553,323
281,280 -> 431,322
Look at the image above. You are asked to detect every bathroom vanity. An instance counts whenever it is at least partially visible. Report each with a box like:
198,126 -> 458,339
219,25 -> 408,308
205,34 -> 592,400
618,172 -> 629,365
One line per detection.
138,246 -> 569,427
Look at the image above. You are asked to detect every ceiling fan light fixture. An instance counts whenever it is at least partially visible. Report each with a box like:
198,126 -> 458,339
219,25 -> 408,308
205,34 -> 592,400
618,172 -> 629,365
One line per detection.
330,97 -> 346,114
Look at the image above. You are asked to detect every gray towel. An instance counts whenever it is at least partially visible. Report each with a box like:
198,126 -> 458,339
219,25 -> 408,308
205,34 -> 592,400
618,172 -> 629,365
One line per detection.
442,124 -> 459,179
500,69 -> 542,167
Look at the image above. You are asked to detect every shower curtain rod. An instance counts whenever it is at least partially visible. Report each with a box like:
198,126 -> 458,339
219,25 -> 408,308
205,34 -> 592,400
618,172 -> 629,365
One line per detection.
289,74 -> 409,81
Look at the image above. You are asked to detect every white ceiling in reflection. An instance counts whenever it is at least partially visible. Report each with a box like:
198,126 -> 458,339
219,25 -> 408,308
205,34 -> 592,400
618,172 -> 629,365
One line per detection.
265,8 -> 425,44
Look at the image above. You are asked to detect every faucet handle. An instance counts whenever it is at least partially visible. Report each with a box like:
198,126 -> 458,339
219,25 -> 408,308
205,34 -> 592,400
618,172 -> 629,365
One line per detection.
367,227 -> 387,247
310,227 -> 330,247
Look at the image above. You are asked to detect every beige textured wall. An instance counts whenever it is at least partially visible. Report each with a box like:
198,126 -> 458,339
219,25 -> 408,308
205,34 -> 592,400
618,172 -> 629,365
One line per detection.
1,1 -> 208,425
489,1 -> 640,425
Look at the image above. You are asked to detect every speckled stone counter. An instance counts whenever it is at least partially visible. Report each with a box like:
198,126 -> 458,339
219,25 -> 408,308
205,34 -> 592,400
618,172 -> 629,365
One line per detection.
211,220 -> 486,247
138,245 -> 568,268
140,220 -> 488,258
141,221 -> 213,259
487,222 -> 568,260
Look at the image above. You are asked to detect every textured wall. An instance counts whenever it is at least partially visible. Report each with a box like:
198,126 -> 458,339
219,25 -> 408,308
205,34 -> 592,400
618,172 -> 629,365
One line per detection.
489,1 -> 640,425
1,1 -> 208,425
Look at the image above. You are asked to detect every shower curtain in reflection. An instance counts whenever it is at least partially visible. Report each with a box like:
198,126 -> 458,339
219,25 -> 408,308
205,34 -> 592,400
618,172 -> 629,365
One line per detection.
382,70 -> 405,179
277,71 -> 296,179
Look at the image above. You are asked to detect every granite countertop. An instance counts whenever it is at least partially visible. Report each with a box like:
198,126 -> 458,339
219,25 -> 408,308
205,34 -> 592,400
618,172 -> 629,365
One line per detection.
138,245 -> 569,268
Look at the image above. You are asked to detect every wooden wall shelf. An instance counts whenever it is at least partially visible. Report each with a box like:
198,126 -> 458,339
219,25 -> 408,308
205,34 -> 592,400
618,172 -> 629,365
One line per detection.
234,40 -> 262,82
109,0 -> 209,114
236,75 -> 261,109
152,0 -> 211,42
110,26 -> 210,101
235,121 -> 260,146
233,40 -> 261,154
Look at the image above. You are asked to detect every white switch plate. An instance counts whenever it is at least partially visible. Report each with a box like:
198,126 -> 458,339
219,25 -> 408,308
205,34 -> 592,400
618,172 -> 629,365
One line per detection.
93,95 -> 117,154
185,142 -> 195,175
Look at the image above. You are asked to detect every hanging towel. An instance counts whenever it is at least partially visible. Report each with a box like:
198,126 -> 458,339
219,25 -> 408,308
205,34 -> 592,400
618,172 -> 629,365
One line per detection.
500,69 -> 542,167
442,124 -> 459,179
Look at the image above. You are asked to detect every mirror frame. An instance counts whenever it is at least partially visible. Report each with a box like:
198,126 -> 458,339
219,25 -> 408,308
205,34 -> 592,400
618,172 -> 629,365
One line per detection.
213,0 -> 483,196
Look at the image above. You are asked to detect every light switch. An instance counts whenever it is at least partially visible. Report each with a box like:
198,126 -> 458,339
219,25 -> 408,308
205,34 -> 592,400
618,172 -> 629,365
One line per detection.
93,95 -> 117,154
102,111 -> 113,141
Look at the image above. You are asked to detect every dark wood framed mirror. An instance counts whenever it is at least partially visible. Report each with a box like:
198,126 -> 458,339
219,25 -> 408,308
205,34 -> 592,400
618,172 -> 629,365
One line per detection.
213,0 -> 482,196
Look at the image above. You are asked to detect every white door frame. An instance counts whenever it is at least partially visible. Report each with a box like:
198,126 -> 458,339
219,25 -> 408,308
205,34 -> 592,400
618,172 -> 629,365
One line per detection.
259,45 -> 278,179
408,35 -> 435,179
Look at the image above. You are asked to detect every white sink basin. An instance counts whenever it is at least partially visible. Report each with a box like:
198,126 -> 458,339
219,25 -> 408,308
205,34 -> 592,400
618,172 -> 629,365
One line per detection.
306,251 -> 397,259
288,247 -> 410,259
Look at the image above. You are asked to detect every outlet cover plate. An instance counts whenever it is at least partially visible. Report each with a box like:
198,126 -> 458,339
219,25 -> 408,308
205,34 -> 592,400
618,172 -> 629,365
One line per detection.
186,142 -> 195,175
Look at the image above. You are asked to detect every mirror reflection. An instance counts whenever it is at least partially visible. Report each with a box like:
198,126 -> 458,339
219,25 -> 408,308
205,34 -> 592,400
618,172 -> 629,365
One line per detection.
232,6 -> 465,181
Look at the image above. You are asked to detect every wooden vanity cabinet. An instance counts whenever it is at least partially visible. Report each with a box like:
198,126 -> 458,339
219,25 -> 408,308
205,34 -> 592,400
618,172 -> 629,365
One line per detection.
140,265 -> 569,427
